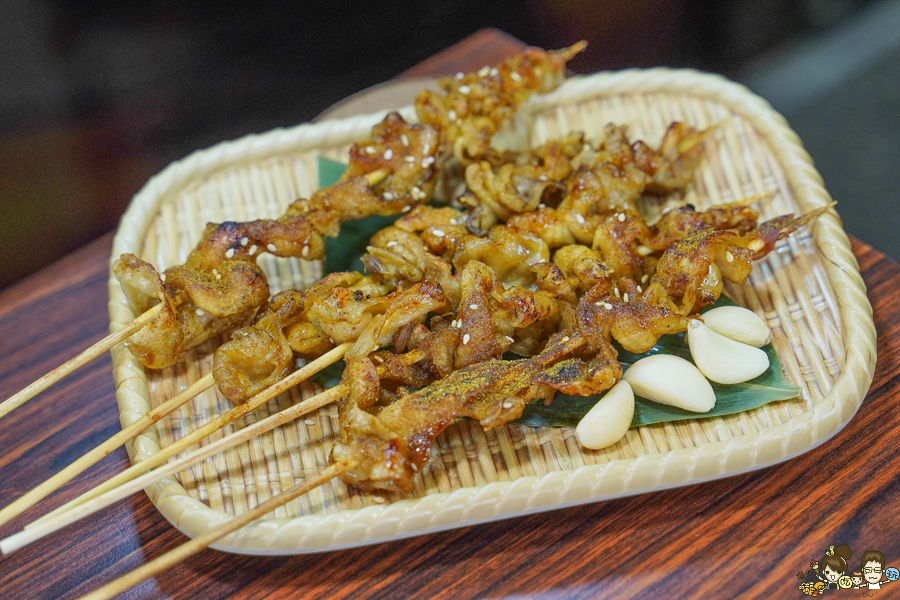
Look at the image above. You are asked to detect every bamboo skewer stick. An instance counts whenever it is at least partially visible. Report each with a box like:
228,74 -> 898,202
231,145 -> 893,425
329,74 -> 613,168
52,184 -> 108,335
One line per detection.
7,350 -> 425,551
30,342 -> 352,527
0,373 -> 215,529
77,459 -> 357,600
0,384 -> 345,554
0,168 -> 389,426
0,304 -> 162,421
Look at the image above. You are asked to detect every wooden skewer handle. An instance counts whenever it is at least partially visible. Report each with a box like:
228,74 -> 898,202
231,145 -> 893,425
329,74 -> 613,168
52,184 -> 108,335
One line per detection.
31,342 -> 352,526
0,373 -> 215,529
0,304 -> 161,421
0,384 -> 344,554
77,460 -> 356,600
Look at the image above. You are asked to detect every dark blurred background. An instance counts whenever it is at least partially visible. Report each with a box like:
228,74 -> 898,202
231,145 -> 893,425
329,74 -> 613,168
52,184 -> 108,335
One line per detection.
2,0 -> 898,290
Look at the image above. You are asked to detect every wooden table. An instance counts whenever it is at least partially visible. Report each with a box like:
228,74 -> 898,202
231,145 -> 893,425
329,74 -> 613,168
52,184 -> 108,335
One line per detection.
1,30 -> 897,600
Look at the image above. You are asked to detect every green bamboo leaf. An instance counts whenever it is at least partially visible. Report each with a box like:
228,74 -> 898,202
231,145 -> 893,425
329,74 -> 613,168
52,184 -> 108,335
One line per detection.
317,156 -> 348,189
317,156 -> 402,274
312,358 -> 346,389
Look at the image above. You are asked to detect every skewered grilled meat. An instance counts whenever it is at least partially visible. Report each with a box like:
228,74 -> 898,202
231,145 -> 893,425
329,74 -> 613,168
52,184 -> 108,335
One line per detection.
212,274 -> 448,403
415,43 -> 586,167
113,113 -> 441,369
327,204 -> 831,492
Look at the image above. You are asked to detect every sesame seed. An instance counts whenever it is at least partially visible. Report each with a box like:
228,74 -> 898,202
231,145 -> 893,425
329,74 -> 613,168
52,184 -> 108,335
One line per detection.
383,148 -> 393,160
195,308 -> 204,316
489,67 -> 499,76
575,213 -> 586,224
225,248 -> 235,259
249,245 -> 258,256
449,218 -> 458,225
433,229 -> 446,237
503,402 -> 513,409
267,243 -> 277,252
641,274 -> 649,284
304,419 -> 315,425
212,268 -> 218,276
302,245 -> 310,258
402,205 -> 412,212
637,285 -> 643,293
421,156 -> 435,168
538,203 -> 546,209
458,84 -> 470,95
604,302 -> 613,310
455,320 -> 462,328
469,304 -> 478,310
614,288 -> 621,298
538,174 -> 548,181
561,336 -> 570,342
383,192 -> 393,200
582,143 -> 591,151
623,293 -> 629,303
373,496 -> 385,504
422,143 -> 431,154
404,155 -> 415,163
400,133 -> 410,147
455,71 -> 464,79
726,251 -> 734,262
463,334 -> 471,344
510,71 -> 522,82
373,355 -> 384,363
386,241 -> 398,248
595,302 -> 602,307
160,273 -> 166,282
215,274 -> 222,280
447,110 -> 457,122
365,145 -> 376,154
618,213 -> 627,222
240,237 -> 249,246
505,336 -> 515,343
478,66 -> 490,77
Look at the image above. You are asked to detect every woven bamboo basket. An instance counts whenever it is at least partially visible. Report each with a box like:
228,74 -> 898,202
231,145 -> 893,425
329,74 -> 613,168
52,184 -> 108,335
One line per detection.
108,68 -> 876,554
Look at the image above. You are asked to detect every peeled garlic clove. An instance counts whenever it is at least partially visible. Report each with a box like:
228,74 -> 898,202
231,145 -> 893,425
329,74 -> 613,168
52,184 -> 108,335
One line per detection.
575,380 -> 634,450
700,306 -> 770,347
623,354 -> 716,413
687,320 -> 769,384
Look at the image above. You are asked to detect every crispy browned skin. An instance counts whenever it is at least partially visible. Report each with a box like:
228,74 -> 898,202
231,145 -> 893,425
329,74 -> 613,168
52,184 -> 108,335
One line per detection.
462,122 -> 715,232
415,44 -> 585,167
212,290 -> 303,403
114,113 -> 441,369
113,254 -> 255,369
328,203 -> 832,492
332,334 -> 583,492
211,272 -> 448,403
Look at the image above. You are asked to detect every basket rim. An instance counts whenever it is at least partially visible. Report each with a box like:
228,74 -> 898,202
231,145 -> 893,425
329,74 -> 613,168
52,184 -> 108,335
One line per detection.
108,66 -> 876,555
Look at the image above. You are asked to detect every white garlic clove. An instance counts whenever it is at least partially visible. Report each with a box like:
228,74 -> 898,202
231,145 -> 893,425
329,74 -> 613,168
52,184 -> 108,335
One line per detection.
687,320 -> 769,384
700,305 -> 770,347
622,354 -> 716,413
575,380 -> 634,450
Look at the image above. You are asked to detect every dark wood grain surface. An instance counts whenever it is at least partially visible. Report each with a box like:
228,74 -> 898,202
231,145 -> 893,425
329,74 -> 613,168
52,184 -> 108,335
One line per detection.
1,30 -> 897,600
